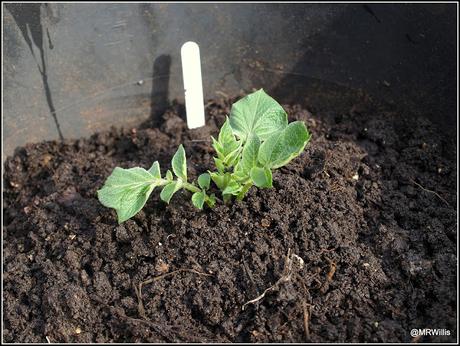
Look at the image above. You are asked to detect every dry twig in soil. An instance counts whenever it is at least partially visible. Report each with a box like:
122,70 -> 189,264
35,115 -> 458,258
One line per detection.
302,301 -> 312,341
319,257 -> 337,294
410,179 -> 451,207
242,249 -> 305,310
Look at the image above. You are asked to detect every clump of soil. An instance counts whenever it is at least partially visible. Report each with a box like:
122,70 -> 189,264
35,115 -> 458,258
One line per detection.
3,94 -> 457,343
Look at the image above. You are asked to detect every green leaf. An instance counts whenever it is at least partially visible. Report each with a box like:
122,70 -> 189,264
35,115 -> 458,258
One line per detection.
97,167 -> 159,223
232,166 -> 248,182
198,173 -> 211,190
210,172 -> 228,191
211,136 -> 224,157
172,144 -> 187,181
192,191 -> 205,209
214,158 -> 225,172
233,134 -> 260,182
250,166 -> 273,188
218,118 -> 237,149
240,134 -> 260,174
206,194 -> 217,207
229,89 -> 288,141
166,170 -> 173,181
258,121 -> 311,169
211,172 -> 241,196
213,118 -> 241,170
213,119 -> 240,155
191,191 -> 205,209
160,181 -> 182,204
222,179 -> 242,195
222,145 -> 242,168
148,161 -> 161,179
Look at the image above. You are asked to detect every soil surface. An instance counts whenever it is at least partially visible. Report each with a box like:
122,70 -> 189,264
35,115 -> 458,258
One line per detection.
3,93 -> 457,343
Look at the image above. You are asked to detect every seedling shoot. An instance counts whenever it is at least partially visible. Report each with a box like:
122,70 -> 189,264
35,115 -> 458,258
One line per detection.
97,89 -> 311,223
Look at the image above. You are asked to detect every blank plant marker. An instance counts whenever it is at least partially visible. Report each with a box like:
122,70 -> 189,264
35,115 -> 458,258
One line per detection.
181,41 -> 205,129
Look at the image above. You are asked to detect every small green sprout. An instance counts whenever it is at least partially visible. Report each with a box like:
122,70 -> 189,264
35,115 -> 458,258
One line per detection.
97,89 -> 311,223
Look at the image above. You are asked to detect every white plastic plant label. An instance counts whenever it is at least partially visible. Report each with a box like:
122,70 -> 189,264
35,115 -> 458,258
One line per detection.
181,41 -> 205,129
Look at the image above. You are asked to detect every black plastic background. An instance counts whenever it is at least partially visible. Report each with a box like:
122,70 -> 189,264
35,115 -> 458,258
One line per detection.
3,3 -> 457,156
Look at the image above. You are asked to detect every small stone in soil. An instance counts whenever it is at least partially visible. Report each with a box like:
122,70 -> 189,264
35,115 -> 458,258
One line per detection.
261,218 -> 271,228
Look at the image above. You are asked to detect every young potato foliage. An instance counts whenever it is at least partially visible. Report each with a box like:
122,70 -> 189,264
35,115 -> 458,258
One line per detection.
97,89 -> 311,223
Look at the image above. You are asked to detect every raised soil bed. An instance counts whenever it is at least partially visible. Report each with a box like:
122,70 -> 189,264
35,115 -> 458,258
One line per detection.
3,93 -> 457,342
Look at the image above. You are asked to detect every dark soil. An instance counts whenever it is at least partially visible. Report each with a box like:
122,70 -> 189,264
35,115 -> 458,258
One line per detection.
3,93 -> 457,343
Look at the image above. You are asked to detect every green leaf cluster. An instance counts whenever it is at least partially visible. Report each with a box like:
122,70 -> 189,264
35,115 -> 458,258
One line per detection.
98,144 -> 215,223
98,89 -> 311,223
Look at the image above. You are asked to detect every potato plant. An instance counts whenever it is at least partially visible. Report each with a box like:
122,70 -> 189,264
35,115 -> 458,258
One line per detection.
97,89 -> 311,223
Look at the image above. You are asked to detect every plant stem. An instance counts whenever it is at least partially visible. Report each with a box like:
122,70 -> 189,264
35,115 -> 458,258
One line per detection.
183,182 -> 201,194
237,182 -> 253,201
